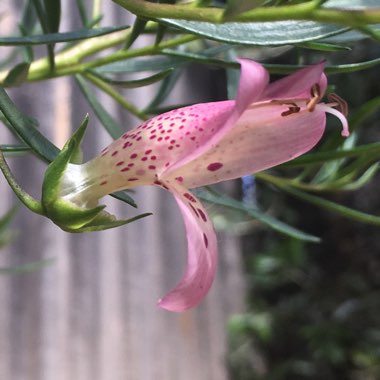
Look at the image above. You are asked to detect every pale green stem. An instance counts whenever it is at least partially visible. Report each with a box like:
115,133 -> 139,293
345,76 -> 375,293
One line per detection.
92,0 -> 102,25
0,33 -> 197,83
112,0 -> 380,26
83,72 -> 149,120
256,172 -> 324,192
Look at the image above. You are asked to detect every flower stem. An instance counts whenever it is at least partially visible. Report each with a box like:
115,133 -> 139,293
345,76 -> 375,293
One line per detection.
112,0 -> 380,27
1,33 -> 197,83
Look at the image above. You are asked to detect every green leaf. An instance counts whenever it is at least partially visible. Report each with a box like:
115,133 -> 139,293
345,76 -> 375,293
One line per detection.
322,25 -> 380,43
283,142 -> 380,167
75,75 -> 124,139
0,144 -> 31,154
0,25 -> 130,46
197,188 -> 320,242
339,163 -> 379,191
0,150 -> 44,215
0,87 -> 59,162
160,19 -> 348,46
111,191 -> 137,208
154,24 -> 167,46
96,44 -> 236,73
77,212 -> 152,232
20,0 -> 38,34
297,41 -> 351,52
144,68 -> 182,112
125,17 -> 147,49
0,258 -> 55,274
43,0 -> 61,34
325,57 -> 380,74
76,0 -> 89,26
88,68 -> 174,88
3,62 -> 30,87
30,0 -> 56,68
18,24 -> 34,62
278,186 -> 380,226
225,48 -> 239,100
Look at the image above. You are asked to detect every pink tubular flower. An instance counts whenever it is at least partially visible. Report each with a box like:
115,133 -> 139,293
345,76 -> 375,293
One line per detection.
59,59 -> 349,312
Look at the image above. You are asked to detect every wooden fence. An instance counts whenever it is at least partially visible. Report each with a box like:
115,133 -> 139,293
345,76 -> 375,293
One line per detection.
0,2 -> 245,379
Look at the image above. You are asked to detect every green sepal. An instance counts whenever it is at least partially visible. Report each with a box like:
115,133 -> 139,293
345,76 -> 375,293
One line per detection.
41,114 -> 148,232
41,114 -> 108,231
75,211 -> 152,232
42,114 -> 88,206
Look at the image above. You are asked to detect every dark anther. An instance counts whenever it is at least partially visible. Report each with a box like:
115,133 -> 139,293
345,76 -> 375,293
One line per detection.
281,103 -> 301,117
328,93 -> 348,117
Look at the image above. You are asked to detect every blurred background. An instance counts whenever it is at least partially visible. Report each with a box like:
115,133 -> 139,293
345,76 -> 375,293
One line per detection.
1,1 -> 380,380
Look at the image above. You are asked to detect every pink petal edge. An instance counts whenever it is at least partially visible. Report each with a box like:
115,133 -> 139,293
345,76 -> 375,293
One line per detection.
263,61 -> 327,100
157,182 -> 217,312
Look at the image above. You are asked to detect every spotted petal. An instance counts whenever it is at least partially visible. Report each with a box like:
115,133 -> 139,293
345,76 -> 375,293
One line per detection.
157,181 -> 217,312
167,106 -> 326,188
92,60 -> 269,187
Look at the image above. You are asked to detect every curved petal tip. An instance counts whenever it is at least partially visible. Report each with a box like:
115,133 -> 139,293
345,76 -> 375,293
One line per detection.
157,183 -> 217,312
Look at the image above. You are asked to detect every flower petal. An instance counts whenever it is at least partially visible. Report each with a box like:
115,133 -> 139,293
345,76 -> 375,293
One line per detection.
168,105 -> 326,188
157,181 -> 217,312
89,60 -> 269,190
163,59 -> 269,174
235,58 -> 269,113
263,62 -> 327,100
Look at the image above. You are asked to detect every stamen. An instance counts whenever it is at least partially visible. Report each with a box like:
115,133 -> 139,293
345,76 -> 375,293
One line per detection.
281,103 -> 301,117
328,93 -> 348,117
307,83 -> 321,112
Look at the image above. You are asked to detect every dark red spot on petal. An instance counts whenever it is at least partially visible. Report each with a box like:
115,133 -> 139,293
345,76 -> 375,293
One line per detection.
116,161 -> 124,166
203,233 -> 209,248
128,178 -> 139,182
197,208 -> 207,222
148,165 -> 156,170
207,162 -> 223,171
175,176 -> 183,183
151,156 -> 157,160
141,157 -> 148,161
145,149 -> 152,154
100,180 -> 107,186
111,151 -> 118,156
184,193 -> 196,203
189,203 -> 199,217
121,167 -> 130,172
130,153 -> 138,159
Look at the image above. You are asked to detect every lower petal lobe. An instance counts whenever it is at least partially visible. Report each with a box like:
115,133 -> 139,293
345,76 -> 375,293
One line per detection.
157,181 -> 217,312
